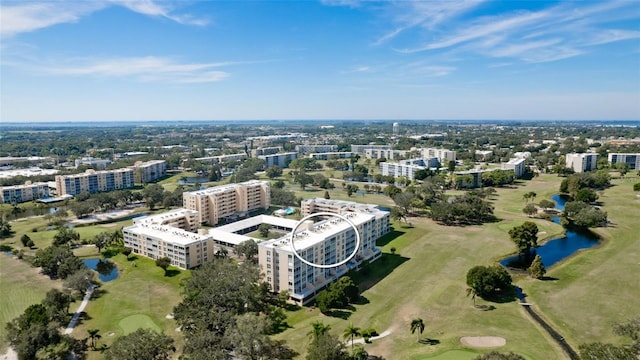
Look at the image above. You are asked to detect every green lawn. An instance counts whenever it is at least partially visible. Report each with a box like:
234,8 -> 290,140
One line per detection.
274,173 -> 639,359
71,249 -> 191,360
0,254 -> 62,353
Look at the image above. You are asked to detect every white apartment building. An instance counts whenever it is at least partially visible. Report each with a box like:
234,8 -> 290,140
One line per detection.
123,209 -> 213,269
566,153 -> 599,173
501,158 -> 527,178
193,153 -> 248,164
258,152 -> 298,168
182,180 -> 270,225
251,147 -> 282,157
351,144 -> 392,154
74,157 -> 111,169
258,198 -> 389,304
1,181 -> 49,204
363,148 -> 408,160
421,148 -> 456,163
296,145 -> 338,154
55,168 -> 135,196
131,160 -> 167,184
379,160 -> 436,180
608,153 -> 640,170
308,152 -> 353,160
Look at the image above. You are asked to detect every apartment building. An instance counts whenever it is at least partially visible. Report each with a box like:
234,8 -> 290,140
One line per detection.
182,180 -> 270,225
608,153 -> 640,170
363,148 -> 409,160
379,161 -> 433,180
566,153 -> 599,173
258,152 -> 298,168
308,152 -> 353,160
296,145 -> 338,154
1,181 -> 49,204
421,148 -> 456,163
251,147 -> 282,157
351,144 -> 392,154
259,198 -> 389,305
501,158 -> 526,178
74,157 -> 111,169
122,209 -> 212,269
131,160 -> 167,184
55,168 -> 135,196
193,153 -> 248,164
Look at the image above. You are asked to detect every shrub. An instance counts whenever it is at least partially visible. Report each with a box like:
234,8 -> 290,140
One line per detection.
634,183 -> 640,192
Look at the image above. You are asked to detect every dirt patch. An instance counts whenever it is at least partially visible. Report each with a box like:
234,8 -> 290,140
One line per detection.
460,336 -> 506,347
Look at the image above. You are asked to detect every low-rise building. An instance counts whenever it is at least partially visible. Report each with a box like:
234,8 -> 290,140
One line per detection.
421,148 -> 456,163
566,153 -> 598,173
351,144 -> 392,154
259,198 -> 389,304
251,147 -> 282,157
55,168 -> 135,196
1,181 -> 50,204
193,153 -> 248,164
123,209 -> 213,269
258,152 -> 298,168
363,148 -> 408,160
182,180 -> 270,225
308,152 -> 353,160
379,159 -> 437,180
501,158 -> 526,178
608,153 -> 640,170
74,157 -> 111,169
296,145 -> 338,154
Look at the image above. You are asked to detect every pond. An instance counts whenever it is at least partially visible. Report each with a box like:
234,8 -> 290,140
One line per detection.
83,258 -> 119,282
178,176 -> 209,184
501,194 -> 600,269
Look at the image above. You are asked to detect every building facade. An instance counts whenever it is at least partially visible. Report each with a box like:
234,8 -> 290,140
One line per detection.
74,157 -> 111,169
122,209 -> 213,269
308,152 -> 353,160
55,168 -> 135,196
132,160 -> 167,184
501,158 -> 526,178
193,153 -> 248,164
251,147 -> 282,157
608,153 -> 640,170
351,144 -> 392,154
380,161 -> 429,180
566,153 -> 599,173
1,182 -> 49,204
422,148 -> 456,163
295,145 -> 338,154
182,180 -> 270,225
259,198 -> 389,305
258,152 -> 298,168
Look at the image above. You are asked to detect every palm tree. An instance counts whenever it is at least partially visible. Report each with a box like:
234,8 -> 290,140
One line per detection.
307,321 -> 331,341
343,323 -> 361,351
466,287 -> 478,307
88,328 -> 101,350
410,318 -> 425,342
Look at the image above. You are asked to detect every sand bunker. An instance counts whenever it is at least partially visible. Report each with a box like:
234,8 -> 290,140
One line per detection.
460,336 -> 506,347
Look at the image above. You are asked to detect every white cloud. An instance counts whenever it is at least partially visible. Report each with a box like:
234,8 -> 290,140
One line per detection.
42,56 -> 230,83
0,0 -> 207,38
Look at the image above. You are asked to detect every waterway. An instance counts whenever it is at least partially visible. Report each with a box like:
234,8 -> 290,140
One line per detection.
501,194 -> 600,268
83,258 -> 119,282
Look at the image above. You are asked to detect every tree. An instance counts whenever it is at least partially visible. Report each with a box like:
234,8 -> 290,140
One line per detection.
522,203 -> 537,217
575,188 -> 598,203
527,255 -> 546,279
156,257 -> 171,276
634,183 -> 640,191
0,217 -> 13,238
42,289 -> 74,323
308,321 -> 331,341
509,221 -> 539,259
578,342 -> 636,360
393,191 -> 414,216
122,246 -> 133,260
306,332 -> 347,360
53,227 -> 80,246
410,318 -> 425,342
466,287 -> 478,307
20,234 -> 32,247
259,223 -> 272,238
473,351 -> 526,360
235,239 -> 259,261
447,160 -> 456,172
538,199 -> 555,210
64,268 -> 94,295
266,166 -> 283,179
143,183 -> 165,210
383,184 -> 402,198
343,323 -> 361,351
105,328 -> 175,360
324,190 -> 330,199
92,232 -> 112,253
34,246 -> 84,279
227,314 -> 296,360
87,328 -> 101,350
345,184 -> 359,197
466,265 -> 512,298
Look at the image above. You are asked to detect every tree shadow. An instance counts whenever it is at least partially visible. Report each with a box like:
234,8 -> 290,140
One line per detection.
352,253 -> 409,293
474,304 -> 496,311
325,309 -> 352,320
165,269 -> 181,277
419,338 -> 441,345
91,288 -> 108,300
353,296 -> 370,305
541,276 -> 559,281
126,255 -> 138,261
483,286 -> 518,304
376,228 -> 406,247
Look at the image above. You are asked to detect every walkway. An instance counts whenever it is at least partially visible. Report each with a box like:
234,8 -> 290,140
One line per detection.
64,285 -> 95,334
352,329 -> 393,344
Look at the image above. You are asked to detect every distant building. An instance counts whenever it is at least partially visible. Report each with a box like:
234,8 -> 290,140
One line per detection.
393,122 -> 399,135
74,157 -> 111,170
131,160 -> 166,184
421,148 -> 456,163
501,158 -> 527,178
193,153 -> 248,164
182,180 -> 270,225
55,168 -> 135,196
251,147 -> 282,157
1,181 -> 49,204
565,153 -> 598,173
608,153 -> 640,170
259,198 -> 389,304
295,145 -> 338,154
258,152 -> 298,168
380,161 -> 432,180
0,156 -> 53,167
351,144 -> 392,154
308,152 -> 353,160
363,148 -> 408,160
119,151 -> 149,158
123,209 -> 213,269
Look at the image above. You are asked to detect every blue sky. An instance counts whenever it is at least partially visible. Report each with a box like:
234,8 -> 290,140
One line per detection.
1,0 -> 639,122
